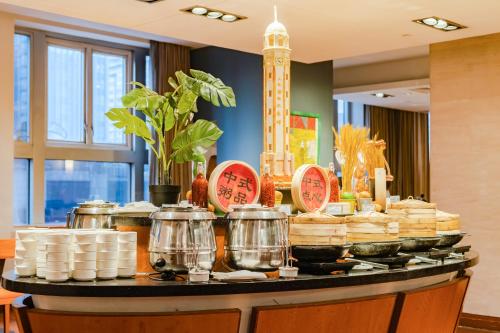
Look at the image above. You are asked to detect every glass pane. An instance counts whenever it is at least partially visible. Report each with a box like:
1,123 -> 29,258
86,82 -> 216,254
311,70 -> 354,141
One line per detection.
14,159 -> 30,225
92,52 -> 127,144
45,160 -> 131,223
14,34 -> 31,142
143,55 -> 153,200
145,55 -> 153,89
47,45 -> 85,142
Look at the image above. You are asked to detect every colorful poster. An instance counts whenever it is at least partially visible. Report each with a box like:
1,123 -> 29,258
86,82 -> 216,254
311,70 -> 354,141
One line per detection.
290,113 -> 319,168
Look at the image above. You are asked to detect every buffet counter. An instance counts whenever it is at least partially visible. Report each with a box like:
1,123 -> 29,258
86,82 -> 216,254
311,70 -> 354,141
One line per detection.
2,252 -> 478,333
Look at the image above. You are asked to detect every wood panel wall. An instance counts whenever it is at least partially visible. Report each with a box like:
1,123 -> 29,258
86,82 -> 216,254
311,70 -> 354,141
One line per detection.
430,32 -> 500,317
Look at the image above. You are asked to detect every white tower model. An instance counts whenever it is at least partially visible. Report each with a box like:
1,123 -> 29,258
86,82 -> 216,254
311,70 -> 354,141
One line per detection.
260,6 -> 294,186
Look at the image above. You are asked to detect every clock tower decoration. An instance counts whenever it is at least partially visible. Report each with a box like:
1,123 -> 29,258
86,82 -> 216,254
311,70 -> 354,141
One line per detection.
260,6 -> 294,186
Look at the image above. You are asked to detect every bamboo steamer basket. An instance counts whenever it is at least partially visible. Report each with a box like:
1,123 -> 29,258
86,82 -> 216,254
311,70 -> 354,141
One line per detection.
291,164 -> 330,213
386,197 -> 437,238
208,160 -> 260,213
345,213 -> 399,242
436,210 -> 461,234
399,217 -> 437,238
289,212 -> 346,246
389,197 -> 437,210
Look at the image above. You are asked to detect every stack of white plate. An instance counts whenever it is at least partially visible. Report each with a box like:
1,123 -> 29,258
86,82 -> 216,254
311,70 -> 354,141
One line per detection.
117,232 -> 137,277
96,231 -> 118,279
15,230 -> 37,277
45,232 -> 71,282
72,231 -> 97,281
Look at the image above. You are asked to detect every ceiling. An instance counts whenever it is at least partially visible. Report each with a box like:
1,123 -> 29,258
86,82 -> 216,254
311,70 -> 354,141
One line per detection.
2,0 -> 500,64
334,79 -> 430,112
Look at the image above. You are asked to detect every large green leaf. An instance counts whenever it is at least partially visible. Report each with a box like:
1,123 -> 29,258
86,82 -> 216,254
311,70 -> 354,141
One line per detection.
171,119 -> 223,163
177,70 -> 236,108
106,108 -> 154,144
177,90 -> 198,114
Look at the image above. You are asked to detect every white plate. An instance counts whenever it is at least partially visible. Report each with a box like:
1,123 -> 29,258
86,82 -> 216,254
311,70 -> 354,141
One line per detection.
46,244 -> 69,252
117,250 -> 136,260
96,231 -> 118,242
73,243 -> 97,252
97,242 -> 118,251
46,261 -> 69,270
15,251 -> 36,259
118,232 -> 137,242
97,251 -> 118,260
15,258 -> 36,266
46,252 -> 69,261
117,258 -> 136,267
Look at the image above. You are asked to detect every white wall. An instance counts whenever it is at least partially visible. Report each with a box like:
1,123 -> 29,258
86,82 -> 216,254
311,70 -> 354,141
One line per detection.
0,11 -> 15,238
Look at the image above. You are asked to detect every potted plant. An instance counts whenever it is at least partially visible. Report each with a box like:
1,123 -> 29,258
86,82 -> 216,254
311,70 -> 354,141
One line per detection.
106,69 -> 236,206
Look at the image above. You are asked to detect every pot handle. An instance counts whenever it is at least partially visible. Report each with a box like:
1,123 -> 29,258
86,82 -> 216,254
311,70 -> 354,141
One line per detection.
66,208 -> 76,228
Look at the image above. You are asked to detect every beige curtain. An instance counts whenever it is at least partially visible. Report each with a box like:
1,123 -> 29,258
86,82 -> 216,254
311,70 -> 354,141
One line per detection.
367,105 -> 430,200
150,41 -> 191,198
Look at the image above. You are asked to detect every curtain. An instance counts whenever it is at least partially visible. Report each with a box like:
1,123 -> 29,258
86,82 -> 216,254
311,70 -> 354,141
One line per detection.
150,41 -> 191,198
366,105 -> 429,200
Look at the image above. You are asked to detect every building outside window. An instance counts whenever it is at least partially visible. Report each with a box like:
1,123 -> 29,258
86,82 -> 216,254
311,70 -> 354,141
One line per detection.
13,30 -> 148,225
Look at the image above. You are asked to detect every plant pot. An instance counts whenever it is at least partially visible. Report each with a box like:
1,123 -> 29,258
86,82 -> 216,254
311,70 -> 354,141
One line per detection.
149,185 -> 181,207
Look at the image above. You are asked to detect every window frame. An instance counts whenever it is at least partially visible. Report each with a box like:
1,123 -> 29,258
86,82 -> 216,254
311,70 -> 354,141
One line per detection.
13,27 -> 148,225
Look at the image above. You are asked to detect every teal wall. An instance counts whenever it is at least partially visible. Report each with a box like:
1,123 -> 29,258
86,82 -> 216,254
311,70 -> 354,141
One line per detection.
191,46 -> 334,171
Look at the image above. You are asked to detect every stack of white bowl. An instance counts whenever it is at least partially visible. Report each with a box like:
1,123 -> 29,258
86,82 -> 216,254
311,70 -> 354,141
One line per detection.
15,230 -> 37,277
45,232 -> 71,282
96,231 -> 118,279
34,229 -> 51,278
117,232 -> 137,277
72,231 -> 97,281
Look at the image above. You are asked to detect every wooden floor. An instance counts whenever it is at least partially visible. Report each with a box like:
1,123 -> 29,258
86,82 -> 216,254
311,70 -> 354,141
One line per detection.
0,310 -> 498,333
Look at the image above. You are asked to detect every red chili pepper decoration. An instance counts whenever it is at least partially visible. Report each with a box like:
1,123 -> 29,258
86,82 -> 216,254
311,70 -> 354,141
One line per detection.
260,164 -> 275,207
192,162 -> 208,208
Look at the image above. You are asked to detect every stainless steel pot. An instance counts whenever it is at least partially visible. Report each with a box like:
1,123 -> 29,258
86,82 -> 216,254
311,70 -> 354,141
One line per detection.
224,206 -> 287,271
149,206 -> 217,273
67,202 -> 118,229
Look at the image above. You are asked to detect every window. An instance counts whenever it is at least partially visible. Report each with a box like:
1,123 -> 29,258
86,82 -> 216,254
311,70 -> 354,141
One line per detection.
13,29 -> 148,225
47,45 -> 85,142
143,55 -> 153,201
14,33 -> 31,142
13,159 -> 31,225
334,99 -> 368,131
45,160 -> 131,223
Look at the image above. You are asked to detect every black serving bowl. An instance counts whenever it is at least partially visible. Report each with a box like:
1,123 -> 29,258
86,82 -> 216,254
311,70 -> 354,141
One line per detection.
291,244 -> 352,263
434,233 -> 466,248
400,237 -> 441,252
293,261 -> 357,275
349,241 -> 402,257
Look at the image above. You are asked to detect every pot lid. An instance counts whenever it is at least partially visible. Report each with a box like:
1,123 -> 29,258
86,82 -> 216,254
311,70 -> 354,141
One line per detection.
74,200 -> 118,215
111,201 -> 159,217
150,205 -> 216,221
390,196 -> 436,209
225,205 -> 287,220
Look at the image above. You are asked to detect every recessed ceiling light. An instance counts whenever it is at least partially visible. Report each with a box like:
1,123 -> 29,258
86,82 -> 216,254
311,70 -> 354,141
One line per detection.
191,7 -> 208,15
136,0 -> 164,3
372,93 -> 394,98
182,6 -> 246,23
207,11 -> 223,19
222,14 -> 237,22
413,16 -> 466,32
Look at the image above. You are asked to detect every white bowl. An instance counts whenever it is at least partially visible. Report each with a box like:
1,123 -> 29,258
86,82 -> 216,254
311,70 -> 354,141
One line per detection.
97,242 -> 118,251
118,242 -> 136,251
15,249 -> 36,259
73,252 -> 97,261
46,243 -> 69,252
45,271 -> 69,282
97,260 -> 118,270
117,258 -> 136,267
117,250 -> 136,260
36,269 -> 46,278
96,231 -> 118,242
73,243 -> 97,252
118,232 -> 137,242
97,251 -> 118,260
117,267 -> 136,278
16,230 -> 37,241
97,268 -> 117,280
72,269 -> 96,281
45,261 -> 69,271
15,258 -> 36,266
15,266 -> 36,276
73,261 -> 96,270
46,252 -> 69,261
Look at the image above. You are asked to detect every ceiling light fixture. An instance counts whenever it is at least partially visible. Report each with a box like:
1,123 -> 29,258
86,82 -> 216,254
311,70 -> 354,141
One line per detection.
182,6 -> 246,23
372,93 -> 394,98
413,16 -> 466,32
136,0 -> 164,3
